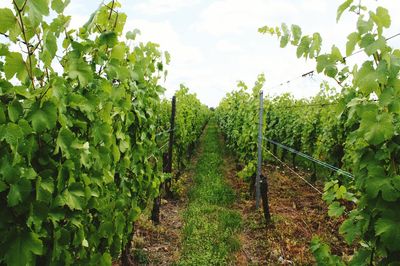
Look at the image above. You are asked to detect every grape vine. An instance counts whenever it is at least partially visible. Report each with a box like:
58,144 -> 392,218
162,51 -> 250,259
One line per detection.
259,1 -> 400,264
0,0 -> 208,264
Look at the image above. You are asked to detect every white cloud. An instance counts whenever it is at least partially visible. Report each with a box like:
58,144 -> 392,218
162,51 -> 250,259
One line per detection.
1,0 -> 399,108
193,0 -> 298,36
131,0 -> 200,15
124,18 -> 205,100
215,40 -> 242,52
67,14 -> 90,30
126,19 -> 203,65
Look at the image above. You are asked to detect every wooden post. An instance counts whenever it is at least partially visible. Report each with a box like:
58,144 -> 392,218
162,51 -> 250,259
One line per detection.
311,161 -> 317,183
151,96 -> 176,224
292,153 -> 296,168
165,96 -> 176,198
260,175 -> 271,223
151,153 -> 168,224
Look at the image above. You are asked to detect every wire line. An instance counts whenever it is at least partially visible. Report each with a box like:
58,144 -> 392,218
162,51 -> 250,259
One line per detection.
264,138 -> 354,179
146,141 -> 170,161
155,128 -> 177,138
265,32 -> 400,92
159,141 -> 169,151
263,146 -> 324,195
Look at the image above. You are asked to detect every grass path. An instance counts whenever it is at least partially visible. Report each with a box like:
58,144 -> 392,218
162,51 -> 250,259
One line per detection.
178,121 -> 242,265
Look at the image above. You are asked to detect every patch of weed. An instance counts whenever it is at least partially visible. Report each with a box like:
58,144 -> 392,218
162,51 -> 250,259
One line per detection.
178,122 -> 243,265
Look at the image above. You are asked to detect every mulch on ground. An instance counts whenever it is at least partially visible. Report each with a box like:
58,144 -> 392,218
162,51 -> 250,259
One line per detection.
130,130 -> 352,265
131,197 -> 184,265
129,142 -> 202,265
223,151 -> 352,265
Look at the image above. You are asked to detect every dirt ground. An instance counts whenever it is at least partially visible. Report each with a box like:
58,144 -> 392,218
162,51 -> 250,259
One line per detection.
223,151 -> 352,265
131,197 -> 184,265
128,132 -> 352,265
130,146 -> 201,265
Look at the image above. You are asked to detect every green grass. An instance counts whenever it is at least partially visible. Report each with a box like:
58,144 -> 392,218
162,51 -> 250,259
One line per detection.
178,121 -> 242,265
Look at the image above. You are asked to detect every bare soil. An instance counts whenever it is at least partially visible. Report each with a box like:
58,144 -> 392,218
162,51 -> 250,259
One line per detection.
127,130 -> 352,265
223,150 -> 352,265
129,142 -> 202,265
131,197 -> 184,265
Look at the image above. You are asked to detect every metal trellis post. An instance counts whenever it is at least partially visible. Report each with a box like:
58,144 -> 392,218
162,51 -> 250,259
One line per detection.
256,91 -> 271,223
256,91 -> 263,209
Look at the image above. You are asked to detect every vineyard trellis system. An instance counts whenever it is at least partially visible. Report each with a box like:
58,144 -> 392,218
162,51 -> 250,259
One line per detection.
217,1 -> 400,264
0,1 -> 210,264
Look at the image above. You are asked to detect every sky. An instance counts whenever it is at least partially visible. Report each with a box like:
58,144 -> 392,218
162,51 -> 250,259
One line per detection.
2,1 -> 400,107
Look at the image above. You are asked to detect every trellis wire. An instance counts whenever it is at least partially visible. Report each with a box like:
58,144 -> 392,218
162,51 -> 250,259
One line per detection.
264,138 -> 354,179
263,146 -> 324,195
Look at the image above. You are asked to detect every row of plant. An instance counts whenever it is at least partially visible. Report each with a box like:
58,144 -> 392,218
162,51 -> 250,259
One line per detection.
155,86 -> 210,172
0,1 -> 209,265
260,0 -> 400,264
218,1 -> 400,264
216,74 -> 265,182
174,85 -> 210,169
217,78 -> 351,179
265,84 -> 352,179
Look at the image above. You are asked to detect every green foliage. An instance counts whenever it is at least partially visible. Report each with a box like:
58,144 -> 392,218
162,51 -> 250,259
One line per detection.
0,8 -> 16,33
265,84 -> 352,173
174,85 -> 210,169
0,1 -> 173,264
216,74 -> 265,178
152,87 -> 209,181
217,76 -> 352,185
3,232 -> 44,266
260,1 -> 400,265
179,123 -> 242,265
310,237 -> 345,266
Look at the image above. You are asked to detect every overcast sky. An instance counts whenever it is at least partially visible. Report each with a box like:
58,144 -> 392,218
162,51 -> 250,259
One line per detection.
3,1 -> 400,106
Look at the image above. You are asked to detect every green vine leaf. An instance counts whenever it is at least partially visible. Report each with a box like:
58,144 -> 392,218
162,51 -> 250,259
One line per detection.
375,218 -> 400,251
29,102 -> 57,133
370,7 -> 391,35
99,31 -> 118,47
0,103 -> 6,124
290,24 -> 302,45
27,0 -> 50,27
336,0 -> 353,22
4,122 -> 24,146
4,232 -> 43,266
7,100 -> 23,122
7,179 -> 31,207
346,32 -> 360,56
56,127 -> 75,158
0,8 -> 16,33
67,56 -> 93,86
353,61 -> 386,94
4,52 -> 28,81
57,183 -> 85,210
328,201 -> 345,217
41,31 -> 58,66
357,17 -> 374,35
358,111 -> 394,145
339,218 -> 359,244
51,0 -> 70,13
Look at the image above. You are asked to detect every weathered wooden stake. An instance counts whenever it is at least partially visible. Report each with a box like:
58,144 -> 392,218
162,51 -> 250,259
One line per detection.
260,175 -> 271,223
151,96 -> 176,224
165,96 -> 176,198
